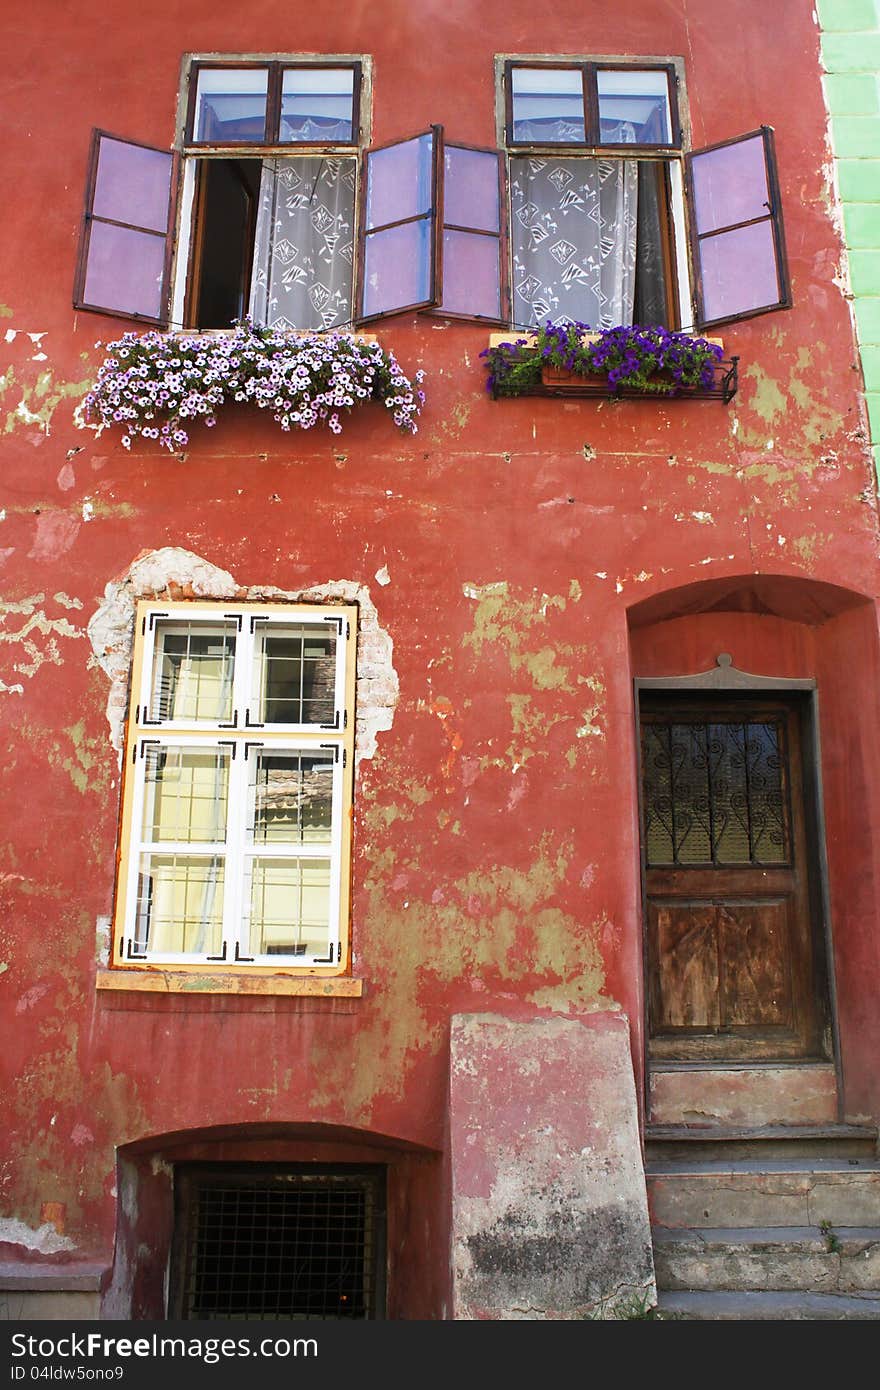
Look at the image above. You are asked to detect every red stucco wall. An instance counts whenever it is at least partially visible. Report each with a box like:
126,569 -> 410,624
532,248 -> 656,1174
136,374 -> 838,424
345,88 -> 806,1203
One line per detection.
2,1 -> 879,1316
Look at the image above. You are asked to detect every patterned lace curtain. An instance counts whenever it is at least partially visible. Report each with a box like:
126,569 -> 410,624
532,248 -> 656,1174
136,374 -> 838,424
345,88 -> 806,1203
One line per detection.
509,156 -> 639,328
249,157 -> 357,331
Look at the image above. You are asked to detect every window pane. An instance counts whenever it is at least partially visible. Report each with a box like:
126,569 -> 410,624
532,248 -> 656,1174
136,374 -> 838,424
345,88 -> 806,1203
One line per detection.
149,622 -> 237,723
248,751 -> 334,845
690,134 -> 770,235
193,68 -> 269,143
244,858 -> 331,957
253,624 -> 337,726
365,133 -> 434,229
444,147 -> 500,232
362,220 -> 431,317
93,137 -> 172,233
142,746 -> 229,844
439,230 -> 501,318
597,69 -> 672,145
135,855 -> 224,955
510,67 -> 586,143
280,67 -> 355,143
82,222 -> 168,320
698,221 -> 781,322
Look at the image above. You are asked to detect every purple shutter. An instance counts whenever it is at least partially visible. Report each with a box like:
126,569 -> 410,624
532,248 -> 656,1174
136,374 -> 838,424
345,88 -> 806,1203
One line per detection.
687,126 -> 791,329
428,144 -> 507,323
357,127 -> 442,322
74,130 -> 176,325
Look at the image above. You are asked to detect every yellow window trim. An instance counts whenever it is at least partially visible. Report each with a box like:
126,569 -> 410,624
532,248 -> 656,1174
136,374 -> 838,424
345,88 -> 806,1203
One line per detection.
110,597 -> 357,979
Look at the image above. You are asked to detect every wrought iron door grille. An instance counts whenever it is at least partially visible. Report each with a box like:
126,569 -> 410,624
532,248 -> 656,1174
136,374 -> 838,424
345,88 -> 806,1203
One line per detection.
174,1168 -> 384,1320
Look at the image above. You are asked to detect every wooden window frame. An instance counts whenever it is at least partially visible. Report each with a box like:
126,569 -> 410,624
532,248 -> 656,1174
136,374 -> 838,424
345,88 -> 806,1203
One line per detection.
110,599 -> 357,978
73,129 -> 179,327
184,60 -> 364,151
503,59 -> 681,153
686,125 -> 792,331
356,125 -> 444,324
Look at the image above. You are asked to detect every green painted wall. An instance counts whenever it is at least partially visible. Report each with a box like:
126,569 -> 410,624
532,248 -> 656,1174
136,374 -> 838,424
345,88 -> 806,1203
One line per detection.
820,0 -> 880,478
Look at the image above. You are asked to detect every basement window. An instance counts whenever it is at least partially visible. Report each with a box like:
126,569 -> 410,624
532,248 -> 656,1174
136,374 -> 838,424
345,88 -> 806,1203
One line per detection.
170,1166 -> 386,1320
111,600 -> 356,974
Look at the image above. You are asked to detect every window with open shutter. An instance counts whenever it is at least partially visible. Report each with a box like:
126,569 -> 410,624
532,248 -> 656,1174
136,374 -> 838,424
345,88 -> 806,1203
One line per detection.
74,131 -> 177,325
429,144 -> 507,323
687,126 -> 791,329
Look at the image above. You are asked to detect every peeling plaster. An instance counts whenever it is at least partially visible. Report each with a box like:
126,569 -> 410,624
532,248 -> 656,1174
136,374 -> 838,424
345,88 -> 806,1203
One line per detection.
87,547 -> 399,761
0,1217 -> 75,1254
0,593 -> 84,694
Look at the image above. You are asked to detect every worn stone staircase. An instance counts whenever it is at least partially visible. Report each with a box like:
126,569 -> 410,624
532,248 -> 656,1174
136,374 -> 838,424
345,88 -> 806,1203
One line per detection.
646,1125 -> 880,1319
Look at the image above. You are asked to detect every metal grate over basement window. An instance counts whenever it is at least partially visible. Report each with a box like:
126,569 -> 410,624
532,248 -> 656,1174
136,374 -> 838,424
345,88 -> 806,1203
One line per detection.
171,1166 -> 386,1319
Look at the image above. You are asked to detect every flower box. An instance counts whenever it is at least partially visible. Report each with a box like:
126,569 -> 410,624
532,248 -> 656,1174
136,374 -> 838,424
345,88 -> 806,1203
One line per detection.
539,358 -> 738,402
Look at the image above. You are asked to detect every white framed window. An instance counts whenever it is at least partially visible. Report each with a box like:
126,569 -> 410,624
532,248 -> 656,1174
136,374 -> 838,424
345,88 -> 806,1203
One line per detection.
113,601 -> 356,973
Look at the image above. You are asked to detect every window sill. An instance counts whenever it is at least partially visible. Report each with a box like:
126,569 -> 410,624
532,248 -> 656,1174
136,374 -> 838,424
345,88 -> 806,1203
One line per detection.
95,968 -> 364,998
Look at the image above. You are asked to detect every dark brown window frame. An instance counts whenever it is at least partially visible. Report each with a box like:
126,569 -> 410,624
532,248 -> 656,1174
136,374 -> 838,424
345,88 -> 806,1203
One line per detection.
73,129 -> 179,327
686,124 -> 792,330
184,59 -> 364,150
356,125 -> 444,324
503,59 -> 681,153
424,140 -> 509,325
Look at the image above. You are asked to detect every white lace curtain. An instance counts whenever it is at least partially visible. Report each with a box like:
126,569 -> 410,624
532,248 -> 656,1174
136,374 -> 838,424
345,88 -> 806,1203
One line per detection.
509,157 -> 639,328
249,157 -> 357,331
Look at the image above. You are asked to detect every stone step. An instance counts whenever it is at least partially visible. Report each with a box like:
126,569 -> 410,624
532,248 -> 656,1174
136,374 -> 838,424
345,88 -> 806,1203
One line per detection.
647,1160 -> 880,1229
653,1225 -> 880,1293
655,1289 -> 880,1320
645,1122 -> 879,1164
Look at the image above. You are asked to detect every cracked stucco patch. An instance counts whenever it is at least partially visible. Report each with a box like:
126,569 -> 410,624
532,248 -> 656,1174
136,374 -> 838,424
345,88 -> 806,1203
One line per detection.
86,547 -> 398,761
0,1217 -> 75,1255
0,593 -> 85,694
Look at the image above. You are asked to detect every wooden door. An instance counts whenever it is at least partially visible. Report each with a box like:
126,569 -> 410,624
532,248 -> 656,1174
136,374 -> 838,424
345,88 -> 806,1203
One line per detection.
639,697 -> 827,1061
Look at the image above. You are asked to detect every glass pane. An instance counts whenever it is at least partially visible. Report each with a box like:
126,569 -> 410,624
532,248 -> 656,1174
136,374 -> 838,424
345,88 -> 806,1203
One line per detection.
691,134 -> 770,235
253,623 -> 337,726
193,67 -> 269,143
362,219 -> 431,317
444,147 -> 500,232
439,229 -> 501,318
135,854 -> 224,955
149,621 -> 237,723
510,67 -> 585,143
82,222 -> 167,319
280,67 -> 355,143
365,132 -> 434,229
142,746 -> 229,844
244,857 -> 331,957
92,137 -> 172,233
597,69 -> 672,145
698,221 -> 781,322
249,750 -> 334,844
641,718 -> 789,866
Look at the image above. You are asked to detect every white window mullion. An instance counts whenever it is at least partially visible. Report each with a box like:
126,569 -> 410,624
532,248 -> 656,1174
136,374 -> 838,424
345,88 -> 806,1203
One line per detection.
222,743 -> 249,962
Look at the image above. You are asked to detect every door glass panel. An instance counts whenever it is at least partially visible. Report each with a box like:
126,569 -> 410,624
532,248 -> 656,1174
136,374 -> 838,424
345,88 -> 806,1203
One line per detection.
149,622 -> 237,723
252,623 -> 337,726
641,717 -> 789,866
244,857 -> 332,957
135,854 -> 224,955
248,750 -> 334,844
142,746 -> 229,842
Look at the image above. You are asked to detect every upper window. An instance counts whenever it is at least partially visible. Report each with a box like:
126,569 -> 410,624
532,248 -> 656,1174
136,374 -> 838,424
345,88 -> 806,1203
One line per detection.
112,601 -> 356,973
505,62 -> 680,149
72,55 -> 791,338
499,57 -> 790,333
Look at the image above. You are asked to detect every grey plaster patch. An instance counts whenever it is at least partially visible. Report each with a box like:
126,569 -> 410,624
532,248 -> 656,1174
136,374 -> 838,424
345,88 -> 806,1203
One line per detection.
87,547 -> 399,761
